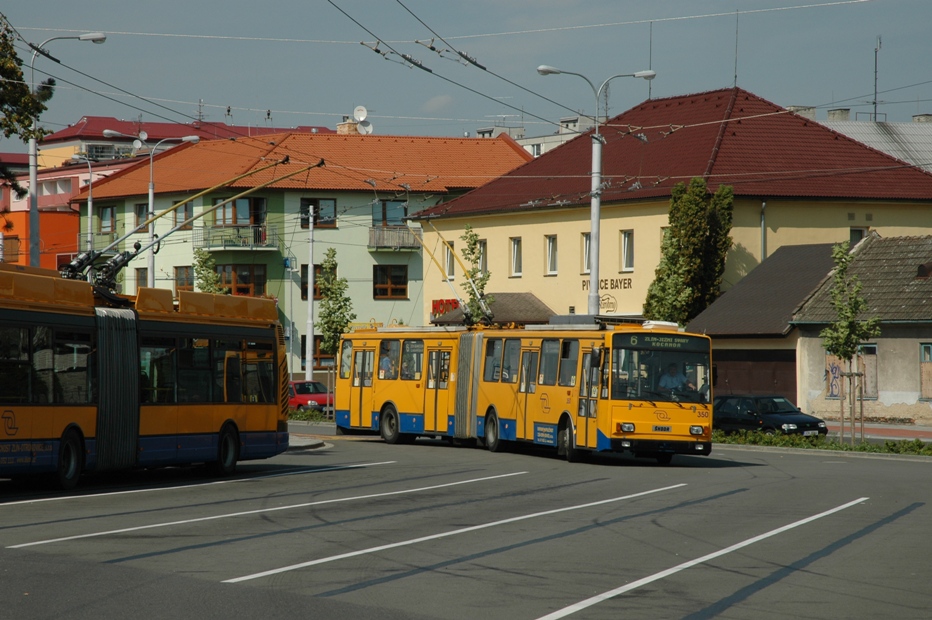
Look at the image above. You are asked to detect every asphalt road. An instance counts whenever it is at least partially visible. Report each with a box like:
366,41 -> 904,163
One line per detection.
2,438 -> 930,619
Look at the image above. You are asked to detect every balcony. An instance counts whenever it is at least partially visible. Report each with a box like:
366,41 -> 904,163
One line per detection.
369,225 -> 421,251
194,225 -> 280,252
74,231 -> 120,254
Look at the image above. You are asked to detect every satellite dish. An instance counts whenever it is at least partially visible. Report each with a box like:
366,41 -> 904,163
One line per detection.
353,106 -> 368,122
357,120 -> 373,135
132,139 -> 143,150
137,131 -> 148,141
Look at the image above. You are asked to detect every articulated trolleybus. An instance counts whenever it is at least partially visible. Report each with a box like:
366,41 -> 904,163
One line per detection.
0,264 -> 290,488
335,320 -> 712,464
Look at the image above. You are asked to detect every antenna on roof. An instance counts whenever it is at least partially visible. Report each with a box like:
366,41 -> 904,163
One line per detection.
874,35 -> 882,121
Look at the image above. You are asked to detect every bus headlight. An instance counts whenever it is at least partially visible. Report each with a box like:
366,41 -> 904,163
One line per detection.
620,422 -> 635,433
689,426 -> 705,436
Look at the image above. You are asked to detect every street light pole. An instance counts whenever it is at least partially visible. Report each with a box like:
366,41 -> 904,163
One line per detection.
537,65 -> 655,316
71,154 -> 95,279
102,130 -> 199,288
27,32 -> 106,268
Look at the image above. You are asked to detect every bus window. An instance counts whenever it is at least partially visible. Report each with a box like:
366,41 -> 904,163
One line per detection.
339,340 -> 352,379
0,326 -> 30,403
141,336 -> 176,403
379,340 -> 400,380
401,339 -> 423,380
178,338 -> 211,402
214,339 -> 242,403
32,326 -> 54,404
483,338 -> 504,382
502,339 -> 520,384
558,339 -> 579,387
54,330 -> 93,404
539,339 -> 559,385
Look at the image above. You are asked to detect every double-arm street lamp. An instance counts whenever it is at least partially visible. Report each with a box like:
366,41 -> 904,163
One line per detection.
27,32 -> 107,267
537,64 -> 655,316
102,130 -> 200,287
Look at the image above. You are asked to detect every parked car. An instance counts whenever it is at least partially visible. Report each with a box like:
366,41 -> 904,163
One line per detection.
289,380 -> 333,412
712,394 -> 828,436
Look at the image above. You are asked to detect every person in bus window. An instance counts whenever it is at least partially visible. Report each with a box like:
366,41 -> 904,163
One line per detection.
380,350 -> 396,379
659,363 -> 694,390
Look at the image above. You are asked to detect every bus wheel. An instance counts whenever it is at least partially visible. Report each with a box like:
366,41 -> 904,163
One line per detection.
559,419 -> 582,463
381,406 -> 402,444
656,453 -> 673,466
485,414 -> 505,453
55,430 -> 83,490
213,424 -> 240,476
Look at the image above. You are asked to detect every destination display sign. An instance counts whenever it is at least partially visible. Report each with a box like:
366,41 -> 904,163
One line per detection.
613,332 -> 708,353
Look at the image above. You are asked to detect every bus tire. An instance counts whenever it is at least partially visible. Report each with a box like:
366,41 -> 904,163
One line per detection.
559,418 -> 582,463
213,424 -> 240,476
380,406 -> 403,444
55,429 -> 83,490
485,414 -> 505,453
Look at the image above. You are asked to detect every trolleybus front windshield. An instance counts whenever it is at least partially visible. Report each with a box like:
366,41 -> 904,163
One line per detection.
610,332 -> 711,404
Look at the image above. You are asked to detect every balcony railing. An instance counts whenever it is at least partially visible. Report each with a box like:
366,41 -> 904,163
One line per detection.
73,231 -> 120,253
369,225 -> 421,250
194,225 -> 280,251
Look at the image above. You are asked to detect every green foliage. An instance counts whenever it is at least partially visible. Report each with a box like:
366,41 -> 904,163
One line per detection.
315,247 -> 356,355
288,407 -> 331,423
712,429 -> 932,456
0,16 -> 55,199
459,224 -> 492,323
193,248 -> 228,294
819,241 -> 881,362
643,178 -> 734,324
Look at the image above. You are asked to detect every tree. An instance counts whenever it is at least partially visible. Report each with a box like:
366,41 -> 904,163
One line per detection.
0,15 -> 54,198
459,224 -> 492,323
643,178 -> 734,324
315,248 -> 355,356
819,241 -> 881,443
193,248 -> 227,293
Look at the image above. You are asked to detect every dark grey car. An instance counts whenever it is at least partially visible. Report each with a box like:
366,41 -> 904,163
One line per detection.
712,394 -> 828,436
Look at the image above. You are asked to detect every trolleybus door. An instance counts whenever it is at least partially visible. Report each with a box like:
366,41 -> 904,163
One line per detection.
350,349 -> 375,428
424,348 -> 452,434
576,348 -> 600,449
518,349 -> 539,439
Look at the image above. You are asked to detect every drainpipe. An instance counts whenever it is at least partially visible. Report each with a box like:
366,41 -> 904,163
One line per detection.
760,200 -> 767,261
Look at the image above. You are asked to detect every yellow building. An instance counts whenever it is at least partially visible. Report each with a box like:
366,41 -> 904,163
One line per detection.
416,88 -> 932,324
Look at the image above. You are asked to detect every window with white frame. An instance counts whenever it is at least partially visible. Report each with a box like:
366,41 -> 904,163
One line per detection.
134,203 -> 147,232
444,242 -> 455,279
621,230 -> 634,271
511,237 -> 522,276
545,235 -> 558,275
173,201 -> 193,230
581,233 -> 591,274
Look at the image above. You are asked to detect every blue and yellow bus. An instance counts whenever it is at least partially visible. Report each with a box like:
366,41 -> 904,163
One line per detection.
334,321 -> 713,464
0,264 -> 290,488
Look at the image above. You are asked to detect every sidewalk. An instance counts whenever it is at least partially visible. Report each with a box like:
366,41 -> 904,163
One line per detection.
286,421 -> 335,451
825,421 -> 932,443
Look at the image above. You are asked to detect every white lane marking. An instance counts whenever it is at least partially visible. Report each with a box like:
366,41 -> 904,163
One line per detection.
224,483 -> 688,583
7,471 -> 527,549
0,462 -> 396,507
537,496 -> 870,619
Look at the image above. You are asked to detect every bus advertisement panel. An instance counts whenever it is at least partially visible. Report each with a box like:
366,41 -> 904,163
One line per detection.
335,322 -> 712,464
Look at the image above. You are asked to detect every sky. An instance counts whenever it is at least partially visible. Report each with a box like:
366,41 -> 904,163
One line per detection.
4,0 -> 931,152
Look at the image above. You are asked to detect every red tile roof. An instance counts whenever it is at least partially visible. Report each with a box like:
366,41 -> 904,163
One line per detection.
42,116 -> 333,145
85,132 -> 533,200
418,87 -> 932,219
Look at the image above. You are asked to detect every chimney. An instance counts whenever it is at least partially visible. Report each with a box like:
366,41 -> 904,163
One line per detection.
913,114 -> 932,123
827,108 -> 851,121
787,106 -> 816,120
337,121 -> 360,135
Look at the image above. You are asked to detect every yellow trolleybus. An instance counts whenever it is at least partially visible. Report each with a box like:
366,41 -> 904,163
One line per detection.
335,320 -> 712,464
0,264 -> 290,488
